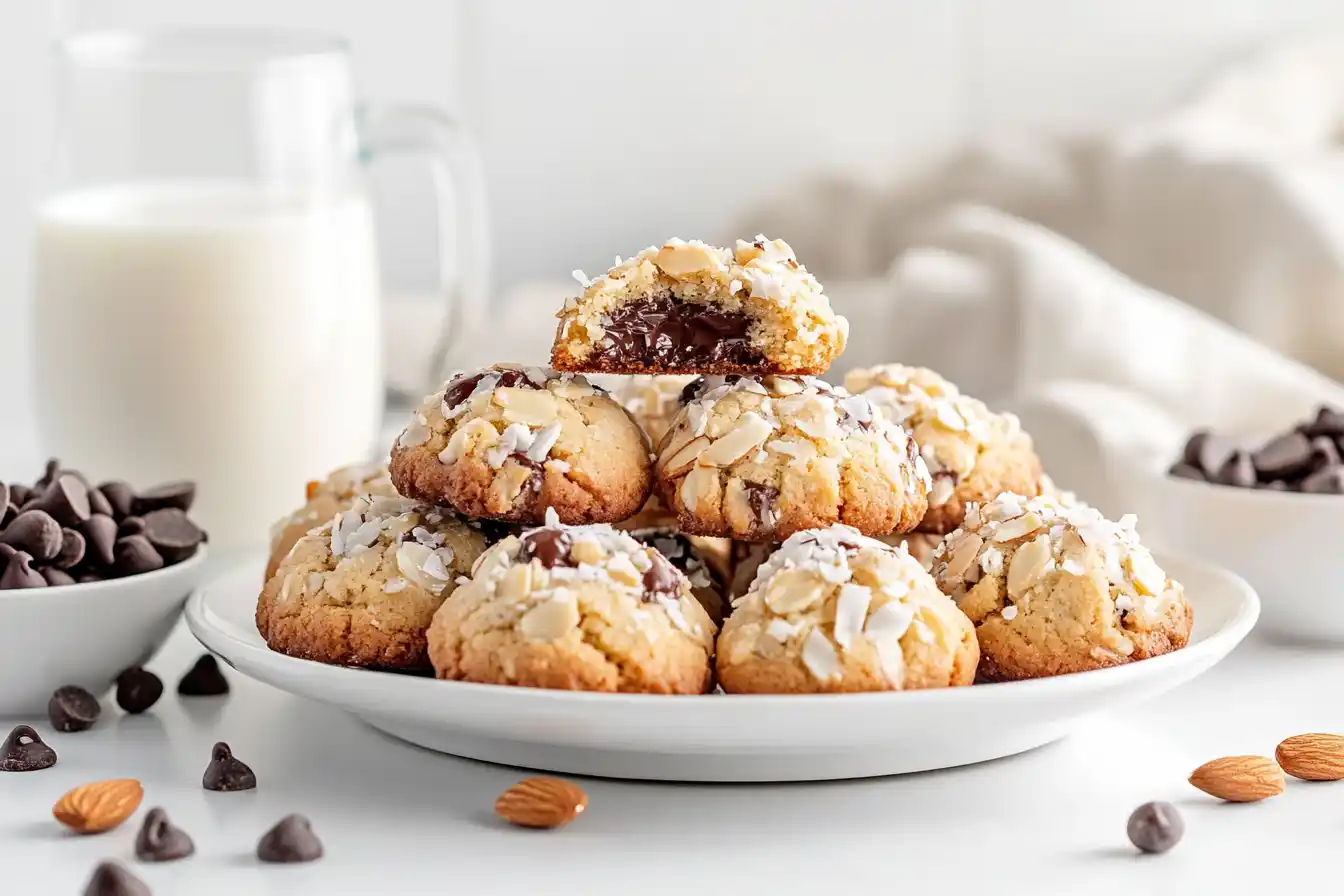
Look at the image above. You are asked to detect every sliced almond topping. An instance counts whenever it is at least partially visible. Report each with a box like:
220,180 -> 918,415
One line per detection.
569,539 -> 604,566
495,388 -> 559,427
654,242 -> 725,277
993,512 -> 1044,542
832,583 -> 872,651
1007,533 -> 1053,597
679,466 -> 719,513
700,412 -> 774,467
945,532 -> 984,580
496,562 -> 533,602
763,571 -> 826,614
661,435 -> 711,477
520,596 -> 579,642
800,629 -> 842,683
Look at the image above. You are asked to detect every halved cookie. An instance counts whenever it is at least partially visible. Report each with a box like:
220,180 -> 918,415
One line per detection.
551,237 -> 847,375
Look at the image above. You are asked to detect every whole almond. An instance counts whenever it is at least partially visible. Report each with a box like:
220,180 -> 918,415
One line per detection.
53,778 -> 144,833
1276,733 -> 1344,781
1189,755 -> 1284,802
495,777 -> 587,829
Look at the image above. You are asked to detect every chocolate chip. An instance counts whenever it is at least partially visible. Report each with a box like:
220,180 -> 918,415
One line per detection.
203,741 -> 256,791
98,481 -> 135,519
132,481 -> 196,515
520,529 -> 572,569
0,502 -> 15,528
595,295 -> 762,372
1127,800 -> 1183,854
142,508 -> 204,564
1301,464 -> 1344,494
679,374 -> 743,405
81,515 -> 119,567
443,368 -> 540,410
53,527 -> 86,569
113,535 -> 164,577
33,458 -> 61,492
1252,431 -> 1314,481
1310,435 -> 1340,470
0,724 -> 56,771
1181,430 -> 1224,473
115,666 -> 163,714
178,654 -> 229,696
119,518 -> 147,540
1215,450 -> 1257,488
1302,405 -> 1344,438
41,567 -> 76,587
0,551 -> 46,589
641,552 -> 681,601
86,485 -> 113,518
1167,462 -> 1206,481
0,509 -> 63,562
48,685 -> 101,732
743,482 -> 780,525
36,474 -> 92,527
257,814 -> 323,863
82,861 -> 150,896
134,807 -> 195,862
7,483 -> 30,508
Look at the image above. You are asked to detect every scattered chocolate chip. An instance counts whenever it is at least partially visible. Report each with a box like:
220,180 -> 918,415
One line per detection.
41,567 -> 76,587
1167,462 -> 1206,481
1310,435 -> 1340,470
7,483 -> 30,508
98,481 -> 135,520
0,509 -> 63,562
87,485 -> 114,518
1252,432 -> 1314,480
594,295 -> 762,371
48,685 -> 101,732
81,515 -> 119,567
203,742 -> 256,791
134,807 -> 195,862
257,814 -> 323,863
142,508 -> 204,564
1215,450 -> 1258,489
36,474 -> 92,527
82,861 -> 150,896
53,527 -> 86,569
1301,465 -> 1344,494
443,368 -> 540,410
0,502 -> 15,527
113,535 -> 164,577
0,551 -> 46,589
132,481 -> 196,515
743,482 -> 780,525
0,724 -> 57,771
178,654 -> 229,696
520,529 -> 572,569
33,458 -> 61,492
1302,405 -> 1344,438
1181,430 -> 1228,473
118,516 -> 147,538
1127,800 -> 1183,854
115,667 -> 163,714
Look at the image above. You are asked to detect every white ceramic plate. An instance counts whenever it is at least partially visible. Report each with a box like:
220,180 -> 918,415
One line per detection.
186,553 -> 1259,782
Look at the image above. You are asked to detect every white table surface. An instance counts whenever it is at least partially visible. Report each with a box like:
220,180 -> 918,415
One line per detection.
4,429 -> 1340,895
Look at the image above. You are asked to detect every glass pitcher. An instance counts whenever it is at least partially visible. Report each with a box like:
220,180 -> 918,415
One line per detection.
32,28 -> 487,555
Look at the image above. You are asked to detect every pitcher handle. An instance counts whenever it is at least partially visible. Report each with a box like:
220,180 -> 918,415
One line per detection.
357,103 -> 490,391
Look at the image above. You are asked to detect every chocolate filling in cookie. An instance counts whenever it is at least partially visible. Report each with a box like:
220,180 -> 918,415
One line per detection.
520,528 -> 680,602
442,368 -> 540,409
595,296 -> 762,370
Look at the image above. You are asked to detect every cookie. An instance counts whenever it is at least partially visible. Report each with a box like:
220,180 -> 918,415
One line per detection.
265,462 -> 396,580
930,493 -> 1193,681
552,237 -> 848,375
427,513 -> 715,693
390,364 -> 652,524
877,532 -> 943,569
612,374 -> 698,446
716,525 -> 978,694
844,364 -> 1043,534
654,375 -> 930,541
256,495 -> 503,670
626,527 -> 728,626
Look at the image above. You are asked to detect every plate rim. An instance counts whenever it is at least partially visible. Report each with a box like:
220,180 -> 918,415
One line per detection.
186,550 -> 1260,710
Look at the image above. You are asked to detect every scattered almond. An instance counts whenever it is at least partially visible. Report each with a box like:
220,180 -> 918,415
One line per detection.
495,777 -> 587,829
1188,755 -> 1284,802
53,778 -> 144,833
1275,733 -> 1344,781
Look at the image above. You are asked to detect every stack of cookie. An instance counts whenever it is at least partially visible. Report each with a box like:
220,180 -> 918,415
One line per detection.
256,236 -> 1195,694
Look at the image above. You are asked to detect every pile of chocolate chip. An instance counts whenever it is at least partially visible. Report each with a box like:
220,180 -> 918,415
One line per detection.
0,460 -> 206,589
1170,406 -> 1344,494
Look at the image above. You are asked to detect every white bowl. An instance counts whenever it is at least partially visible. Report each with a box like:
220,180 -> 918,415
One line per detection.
188,553 -> 1257,782
1109,450 -> 1343,642
0,549 -> 206,715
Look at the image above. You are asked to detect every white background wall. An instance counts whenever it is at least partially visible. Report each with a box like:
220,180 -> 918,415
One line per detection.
3,0 -> 1344,459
